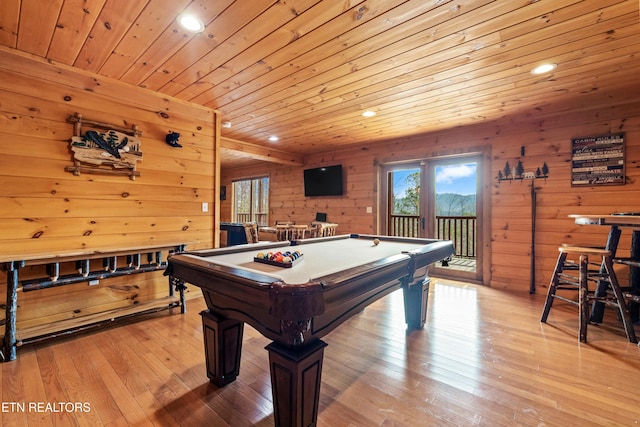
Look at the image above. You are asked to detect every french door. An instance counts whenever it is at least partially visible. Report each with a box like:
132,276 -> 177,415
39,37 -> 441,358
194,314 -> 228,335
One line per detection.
381,155 -> 484,283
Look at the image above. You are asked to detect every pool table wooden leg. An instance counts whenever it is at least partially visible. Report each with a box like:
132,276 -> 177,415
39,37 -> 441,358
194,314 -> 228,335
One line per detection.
403,277 -> 430,329
200,310 -> 244,386
266,340 -> 327,427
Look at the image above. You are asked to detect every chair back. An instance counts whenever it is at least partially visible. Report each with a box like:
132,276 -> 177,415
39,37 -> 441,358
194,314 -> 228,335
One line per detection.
275,224 -> 291,241
242,222 -> 259,243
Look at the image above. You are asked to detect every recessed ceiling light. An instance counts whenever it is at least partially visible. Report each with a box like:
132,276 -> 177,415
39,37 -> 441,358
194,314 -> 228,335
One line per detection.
362,110 -> 376,117
531,63 -> 557,75
178,13 -> 204,33
268,136 -> 279,142
222,121 -> 231,128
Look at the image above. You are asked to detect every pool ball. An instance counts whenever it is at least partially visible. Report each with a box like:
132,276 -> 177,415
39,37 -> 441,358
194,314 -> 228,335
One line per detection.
373,238 -> 380,245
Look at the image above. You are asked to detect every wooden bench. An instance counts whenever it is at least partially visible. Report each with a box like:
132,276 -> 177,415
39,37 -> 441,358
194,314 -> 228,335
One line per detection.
1,243 -> 187,362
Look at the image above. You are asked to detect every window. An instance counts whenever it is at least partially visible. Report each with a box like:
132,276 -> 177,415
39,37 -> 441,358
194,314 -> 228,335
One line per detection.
232,177 -> 269,226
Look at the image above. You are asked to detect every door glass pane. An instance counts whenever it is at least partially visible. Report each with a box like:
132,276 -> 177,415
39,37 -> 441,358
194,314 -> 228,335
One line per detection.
254,177 -> 269,226
233,180 -> 251,223
434,162 -> 477,272
389,168 -> 420,237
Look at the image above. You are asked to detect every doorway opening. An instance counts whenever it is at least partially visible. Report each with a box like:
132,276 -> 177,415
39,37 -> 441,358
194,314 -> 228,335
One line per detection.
380,154 -> 484,283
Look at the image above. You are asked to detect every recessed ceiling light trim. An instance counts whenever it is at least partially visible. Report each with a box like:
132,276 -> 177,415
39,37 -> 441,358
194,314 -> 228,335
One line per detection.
362,110 -> 377,117
268,135 -> 279,142
178,13 -> 204,33
531,63 -> 557,75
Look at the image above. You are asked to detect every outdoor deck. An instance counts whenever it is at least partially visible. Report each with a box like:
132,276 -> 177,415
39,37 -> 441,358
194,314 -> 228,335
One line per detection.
446,255 -> 476,272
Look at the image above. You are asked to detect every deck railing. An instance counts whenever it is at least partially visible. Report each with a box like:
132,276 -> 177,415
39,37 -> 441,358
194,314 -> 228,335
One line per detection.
389,214 -> 421,238
235,213 -> 268,226
435,215 -> 476,258
389,214 -> 476,258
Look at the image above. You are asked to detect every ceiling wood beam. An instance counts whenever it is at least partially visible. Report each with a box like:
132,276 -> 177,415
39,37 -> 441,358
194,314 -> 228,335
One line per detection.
221,136 -> 304,166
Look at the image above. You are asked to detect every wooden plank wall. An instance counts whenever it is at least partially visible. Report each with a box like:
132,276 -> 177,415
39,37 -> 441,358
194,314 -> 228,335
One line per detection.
220,99 -> 640,293
0,48 -> 217,333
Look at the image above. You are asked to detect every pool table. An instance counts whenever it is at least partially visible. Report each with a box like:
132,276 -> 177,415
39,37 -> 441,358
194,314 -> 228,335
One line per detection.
166,234 -> 454,427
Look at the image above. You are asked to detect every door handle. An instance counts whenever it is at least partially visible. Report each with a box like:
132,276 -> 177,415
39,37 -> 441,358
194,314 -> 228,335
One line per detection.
421,217 -> 425,230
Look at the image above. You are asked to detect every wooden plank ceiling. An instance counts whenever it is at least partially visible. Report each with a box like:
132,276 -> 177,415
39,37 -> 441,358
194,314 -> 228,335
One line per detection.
1,0 -> 639,168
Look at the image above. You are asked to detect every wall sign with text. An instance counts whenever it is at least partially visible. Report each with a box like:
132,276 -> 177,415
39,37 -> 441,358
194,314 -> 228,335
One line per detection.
571,133 -> 625,186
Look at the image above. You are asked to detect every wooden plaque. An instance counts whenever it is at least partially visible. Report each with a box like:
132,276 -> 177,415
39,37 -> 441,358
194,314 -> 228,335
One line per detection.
571,133 -> 625,186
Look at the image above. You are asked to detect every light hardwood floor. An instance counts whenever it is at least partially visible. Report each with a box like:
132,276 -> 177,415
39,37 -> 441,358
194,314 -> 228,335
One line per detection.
2,279 -> 640,426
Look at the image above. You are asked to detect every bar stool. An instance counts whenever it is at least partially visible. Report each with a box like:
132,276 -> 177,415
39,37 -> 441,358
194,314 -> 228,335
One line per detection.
540,245 -> 637,343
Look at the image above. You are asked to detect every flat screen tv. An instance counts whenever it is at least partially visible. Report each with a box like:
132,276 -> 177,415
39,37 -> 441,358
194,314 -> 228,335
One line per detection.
304,165 -> 344,197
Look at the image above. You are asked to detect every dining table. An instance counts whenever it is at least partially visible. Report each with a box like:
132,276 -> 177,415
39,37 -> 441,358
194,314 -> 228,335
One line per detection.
569,213 -> 640,323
